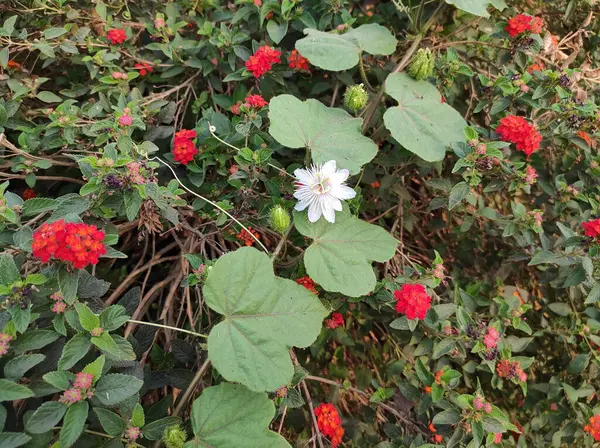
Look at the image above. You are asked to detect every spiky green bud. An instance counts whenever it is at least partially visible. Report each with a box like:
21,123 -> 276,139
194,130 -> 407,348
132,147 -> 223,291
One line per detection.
344,84 -> 369,112
408,48 -> 435,81
163,425 -> 187,448
270,206 -> 291,234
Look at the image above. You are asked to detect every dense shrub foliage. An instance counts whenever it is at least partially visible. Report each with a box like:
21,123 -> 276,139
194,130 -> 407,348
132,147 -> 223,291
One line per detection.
1,0 -> 600,447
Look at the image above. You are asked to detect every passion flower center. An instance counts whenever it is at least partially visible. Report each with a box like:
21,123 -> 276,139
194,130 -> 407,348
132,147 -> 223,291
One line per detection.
310,174 -> 332,195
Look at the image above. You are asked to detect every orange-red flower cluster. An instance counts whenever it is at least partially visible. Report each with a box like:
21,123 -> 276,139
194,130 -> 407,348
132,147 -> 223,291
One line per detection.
315,403 -> 344,448
245,45 -> 281,78
172,129 -> 197,165
325,312 -> 344,329
577,130 -> 593,147
296,276 -> 318,294
582,219 -> 600,239
134,63 -> 153,76
527,62 -> 545,74
585,415 -> 600,441
107,28 -> 127,45
394,284 -> 431,320
505,14 -> 544,37
244,94 -> 268,108
32,220 -> 106,269
236,227 -> 260,246
496,115 -> 542,157
23,188 -> 36,200
496,359 -> 527,382
288,49 -> 310,72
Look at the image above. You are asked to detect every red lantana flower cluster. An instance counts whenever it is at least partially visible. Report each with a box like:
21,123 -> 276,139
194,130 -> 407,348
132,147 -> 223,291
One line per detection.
134,63 -> 153,76
296,276 -> 318,294
496,359 -> 527,382
172,129 -> 198,165
32,220 -> 106,269
325,312 -> 344,329
23,188 -> 36,200
585,415 -> 600,441
582,219 -> 600,239
496,115 -> 542,157
394,284 -> 431,320
244,94 -> 268,108
107,28 -> 127,45
236,227 -> 260,246
315,403 -> 344,448
505,14 -> 544,37
245,45 -> 281,78
288,49 -> 310,71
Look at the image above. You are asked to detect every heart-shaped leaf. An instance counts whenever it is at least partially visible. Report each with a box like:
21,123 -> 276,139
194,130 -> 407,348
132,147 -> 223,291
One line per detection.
191,383 -> 290,448
444,0 -> 506,18
383,73 -> 467,162
295,24 -> 397,71
268,95 -> 377,174
294,208 -> 397,297
204,247 -> 328,392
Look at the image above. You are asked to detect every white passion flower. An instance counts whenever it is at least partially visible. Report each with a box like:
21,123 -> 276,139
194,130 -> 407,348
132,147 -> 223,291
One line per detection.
293,160 -> 356,223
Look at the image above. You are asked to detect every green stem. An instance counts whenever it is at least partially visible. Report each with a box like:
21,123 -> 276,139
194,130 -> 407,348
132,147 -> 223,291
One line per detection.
414,0 -> 427,33
127,319 -> 208,339
52,427 -> 143,447
173,358 -> 212,416
358,53 -> 374,91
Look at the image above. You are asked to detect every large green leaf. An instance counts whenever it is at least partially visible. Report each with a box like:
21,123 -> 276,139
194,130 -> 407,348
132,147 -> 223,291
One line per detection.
295,24 -> 397,71
191,383 -> 290,448
444,0 -> 506,17
95,374 -> 143,406
383,73 -> 467,162
59,400 -> 88,447
203,247 -> 328,392
25,401 -> 67,434
294,208 -> 397,297
268,95 -> 377,174
0,379 -> 34,402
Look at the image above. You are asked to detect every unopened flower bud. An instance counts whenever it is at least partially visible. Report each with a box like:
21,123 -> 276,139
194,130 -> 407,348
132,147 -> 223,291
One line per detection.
90,327 -> 103,337
476,143 -> 487,155
270,205 -> 291,234
408,48 -> 435,81
162,425 -> 186,448
344,84 -> 368,112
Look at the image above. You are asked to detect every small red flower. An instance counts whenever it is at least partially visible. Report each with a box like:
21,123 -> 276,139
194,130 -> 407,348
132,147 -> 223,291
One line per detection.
244,94 -> 268,109
0,333 -> 13,356
107,28 -> 127,45
583,219 -> 600,239
32,220 -> 106,269
253,0 -> 262,5
585,415 -> 600,441
505,14 -> 543,37
245,45 -> 281,78
172,129 -> 198,165
134,63 -> 153,76
527,62 -> 545,74
60,388 -> 82,404
119,114 -> 133,127
236,227 -> 260,247
483,327 -> 500,350
230,102 -> 242,115
577,130 -> 592,146
394,284 -> 431,320
288,49 -> 310,72
370,180 -> 380,188
325,312 -> 344,329
296,276 -> 318,294
524,165 -> 538,184
52,301 -> 67,314
496,115 -> 542,157
23,188 -> 36,200
74,372 -> 93,389
496,359 -> 527,382
315,403 -> 344,448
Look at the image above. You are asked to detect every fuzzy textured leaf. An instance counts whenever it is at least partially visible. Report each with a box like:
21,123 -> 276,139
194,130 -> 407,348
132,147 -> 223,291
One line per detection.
191,383 -> 290,448
294,208 -> 397,297
295,24 -> 397,71
268,95 -> 377,174
203,247 -> 328,392
383,73 -> 467,162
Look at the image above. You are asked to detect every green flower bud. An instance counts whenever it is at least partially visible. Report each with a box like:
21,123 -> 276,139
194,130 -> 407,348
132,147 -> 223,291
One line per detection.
270,206 -> 291,234
163,425 -> 187,448
408,48 -> 435,81
344,84 -> 369,112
